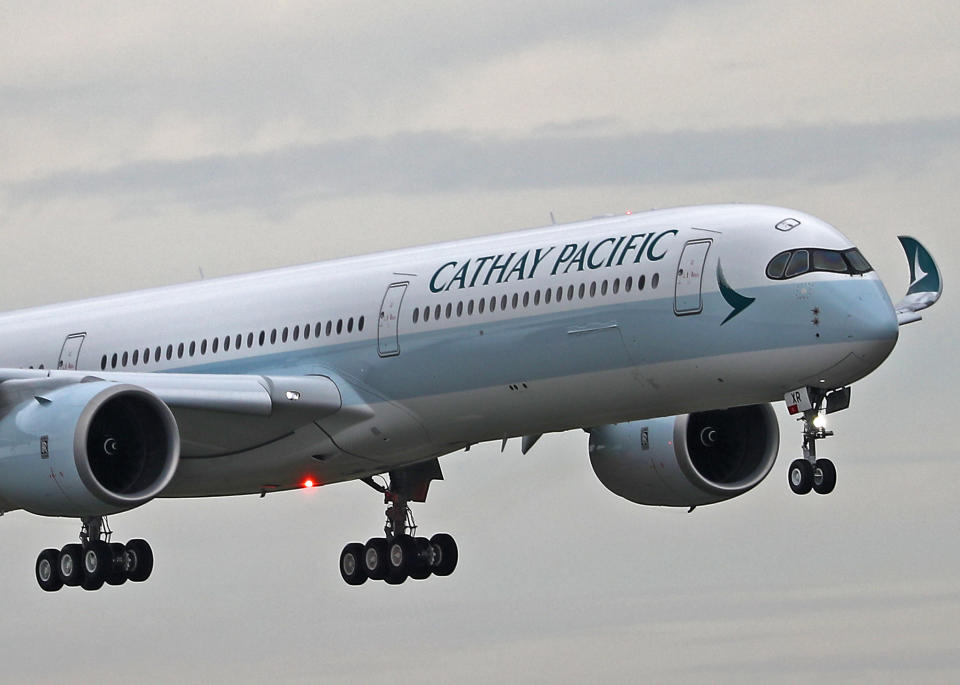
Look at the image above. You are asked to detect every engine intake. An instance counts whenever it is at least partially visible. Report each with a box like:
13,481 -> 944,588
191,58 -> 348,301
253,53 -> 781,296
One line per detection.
0,382 -> 180,516
589,404 -> 779,507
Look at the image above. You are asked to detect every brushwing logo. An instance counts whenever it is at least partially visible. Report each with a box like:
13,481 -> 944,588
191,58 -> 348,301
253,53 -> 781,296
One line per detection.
717,261 -> 755,325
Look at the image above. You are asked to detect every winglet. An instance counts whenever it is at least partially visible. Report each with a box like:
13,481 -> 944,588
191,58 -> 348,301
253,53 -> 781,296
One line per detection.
895,236 -> 942,325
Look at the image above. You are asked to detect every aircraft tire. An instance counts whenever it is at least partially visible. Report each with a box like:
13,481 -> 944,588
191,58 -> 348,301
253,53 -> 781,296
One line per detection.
788,459 -> 814,495
59,544 -> 84,586
106,543 -> 128,586
813,458 -> 837,495
430,533 -> 458,577
36,549 -> 63,592
409,537 -> 433,580
363,538 -> 389,580
340,543 -> 367,586
82,541 -> 112,590
388,534 -> 416,576
125,539 -> 154,582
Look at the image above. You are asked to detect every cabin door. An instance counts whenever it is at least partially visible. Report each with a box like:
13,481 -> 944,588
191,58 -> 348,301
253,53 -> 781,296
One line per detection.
58,333 -> 86,370
378,283 -> 408,357
674,240 -> 712,315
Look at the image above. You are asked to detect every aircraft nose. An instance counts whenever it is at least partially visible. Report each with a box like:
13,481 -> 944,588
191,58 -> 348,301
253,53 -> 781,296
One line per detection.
847,278 -> 899,362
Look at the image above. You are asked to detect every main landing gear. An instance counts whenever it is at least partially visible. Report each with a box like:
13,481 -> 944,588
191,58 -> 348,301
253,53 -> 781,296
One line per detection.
787,387 -> 849,496
35,516 -> 154,592
339,461 -> 458,586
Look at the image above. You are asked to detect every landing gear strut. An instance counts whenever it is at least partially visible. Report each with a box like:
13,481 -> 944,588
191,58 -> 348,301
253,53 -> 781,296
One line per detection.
787,387 -> 847,496
35,516 -> 154,592
339,460 -> 458,586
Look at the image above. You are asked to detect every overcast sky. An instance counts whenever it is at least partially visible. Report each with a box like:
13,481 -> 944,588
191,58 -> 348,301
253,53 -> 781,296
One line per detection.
0,2 -> 958,683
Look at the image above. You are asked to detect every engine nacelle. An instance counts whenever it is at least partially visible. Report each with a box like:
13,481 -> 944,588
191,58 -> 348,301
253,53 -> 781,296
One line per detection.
0,382 -> 180,517
589,404 -> 779,507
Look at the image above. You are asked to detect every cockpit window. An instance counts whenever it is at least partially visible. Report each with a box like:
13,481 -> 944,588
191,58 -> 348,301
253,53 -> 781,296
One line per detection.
784,250 -> 809,278
812,249 -> 847,273
843,248 -> 872,273
765,251 -> 790,279
766,247 -> 874,280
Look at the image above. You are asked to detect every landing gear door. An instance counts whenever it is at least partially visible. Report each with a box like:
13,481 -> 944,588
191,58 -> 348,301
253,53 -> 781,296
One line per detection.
378,283 -> 408,357
58,333 -> 86,370
674,239 -> 712,315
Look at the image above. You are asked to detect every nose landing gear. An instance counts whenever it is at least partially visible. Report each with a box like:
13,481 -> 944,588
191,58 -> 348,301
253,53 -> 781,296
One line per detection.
786,387 -> 848,496
34,516 -> 154,592
339,460 -> 458,587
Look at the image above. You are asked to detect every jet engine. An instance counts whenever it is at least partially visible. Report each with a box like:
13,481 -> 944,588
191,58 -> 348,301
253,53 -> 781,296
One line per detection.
589,404 -> 779,507
0,382 -> 180,517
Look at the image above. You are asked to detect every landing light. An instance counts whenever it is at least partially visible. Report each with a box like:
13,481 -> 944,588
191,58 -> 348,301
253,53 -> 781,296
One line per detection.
303,479 -> 315,488
813,415 -> 827,429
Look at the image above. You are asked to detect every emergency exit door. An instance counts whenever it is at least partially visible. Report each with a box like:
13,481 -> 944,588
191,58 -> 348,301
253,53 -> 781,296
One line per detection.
674,240 -> 712,315
378,283 -> 408,357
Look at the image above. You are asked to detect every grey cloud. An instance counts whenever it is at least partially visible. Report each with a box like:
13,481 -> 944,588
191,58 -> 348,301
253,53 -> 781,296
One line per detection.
7,118 -> 959,213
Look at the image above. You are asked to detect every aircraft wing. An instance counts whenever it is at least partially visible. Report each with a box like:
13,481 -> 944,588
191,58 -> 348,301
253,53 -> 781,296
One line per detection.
0,369 -> 343,457
895,236 -> 943,325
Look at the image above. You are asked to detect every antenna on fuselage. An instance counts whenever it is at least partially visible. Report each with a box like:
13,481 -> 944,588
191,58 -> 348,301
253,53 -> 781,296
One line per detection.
549,212 -> 557,225
198,267 -> 205,280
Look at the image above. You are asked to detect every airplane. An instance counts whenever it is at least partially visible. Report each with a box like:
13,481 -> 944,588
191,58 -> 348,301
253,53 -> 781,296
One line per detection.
0,203 -> 941,591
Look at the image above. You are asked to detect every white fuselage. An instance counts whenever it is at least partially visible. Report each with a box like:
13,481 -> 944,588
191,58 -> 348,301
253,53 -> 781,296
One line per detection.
0,205 -> 899,499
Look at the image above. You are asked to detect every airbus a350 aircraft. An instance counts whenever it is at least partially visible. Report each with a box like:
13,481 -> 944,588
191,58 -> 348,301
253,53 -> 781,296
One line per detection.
0,204 -> 941,591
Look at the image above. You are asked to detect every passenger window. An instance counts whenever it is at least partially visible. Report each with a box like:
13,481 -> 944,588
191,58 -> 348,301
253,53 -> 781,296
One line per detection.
282,327 -> 289,343
413,308 -> 420,324
785,250 -> 810,278
224,336 -> 231,352
445,303 -> 452,319
500,295 -> 507,310
177,343 -> 184,359
359,316 -> 365,331
235,334 -> 242,349
111,353 -> 118,369
348,317 -> 354,333
293,326 -> 300,342
479,298 -> 486,314
201,340 -> 207,355
457,301 -> 464,317
600,281 -> 608,296
101,355 -> 107,370
424,307 -> 430,322
625,276 -> 633,292
534,290 -> 541,305
189,341 -> 196,356
490,297 -> 497,312
155,346 -> 162,361
612,279 -> 619,294
259,331 -> 265,346
336,319 -> 343,334
326,321 -> 332,336
314,323 -> 322,337
132,350 -> 139,366
652,273 -> 660,289
212,338 -> 219,353
589,282 -> 597,297
468,300 -> 475,315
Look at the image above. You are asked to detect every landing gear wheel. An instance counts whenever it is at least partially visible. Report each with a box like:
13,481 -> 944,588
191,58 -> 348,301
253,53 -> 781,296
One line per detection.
82,540 -> 111,591
384,569 -> 407,585
388,534 -> 416,577
124,539 -> 154,582
789,459 -> 814,495
408,537 -> 433,580
813,458 -> 837,495
36,549 -> 63,592
340,543 -> 367,586
430,533 -> 458,577
363,538 -> 389,581
106,543 -> 128,586
58,544 -> 83,587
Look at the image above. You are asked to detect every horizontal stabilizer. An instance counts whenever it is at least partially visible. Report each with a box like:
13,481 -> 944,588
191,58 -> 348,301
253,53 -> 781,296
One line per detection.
895,236 -> 942,325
